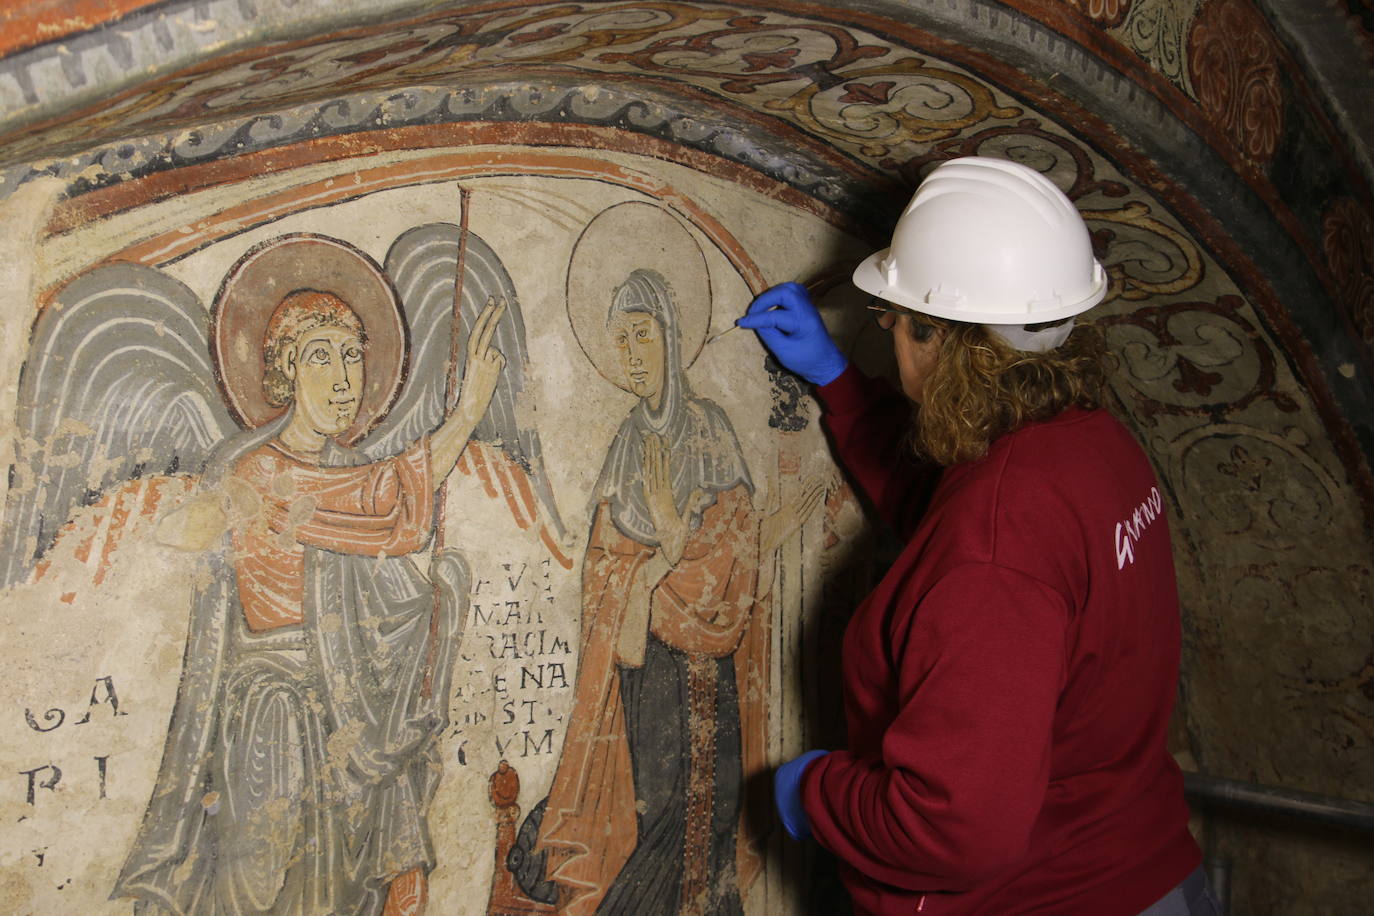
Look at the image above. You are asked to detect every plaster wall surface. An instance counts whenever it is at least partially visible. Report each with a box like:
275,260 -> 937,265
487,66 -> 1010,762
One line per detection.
1,144 -> 861,914
0,2 -> 1371,914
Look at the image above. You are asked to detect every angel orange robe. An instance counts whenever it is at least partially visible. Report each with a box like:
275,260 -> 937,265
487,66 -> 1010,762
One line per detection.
230,439 -> 433,631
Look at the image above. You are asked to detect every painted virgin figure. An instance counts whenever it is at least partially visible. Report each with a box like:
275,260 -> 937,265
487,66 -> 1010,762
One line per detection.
529,268 -> 764,915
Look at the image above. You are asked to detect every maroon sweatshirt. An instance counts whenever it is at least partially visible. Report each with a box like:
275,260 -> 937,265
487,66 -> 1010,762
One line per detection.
803,366 -> 1200,915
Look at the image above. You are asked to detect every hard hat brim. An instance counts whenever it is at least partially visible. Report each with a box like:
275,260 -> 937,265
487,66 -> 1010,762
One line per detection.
851,248 -> 1108,325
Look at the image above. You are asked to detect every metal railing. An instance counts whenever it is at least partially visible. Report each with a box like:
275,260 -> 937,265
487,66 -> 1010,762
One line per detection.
1183,772 -> 1374,915
1184,772 -> 1374,833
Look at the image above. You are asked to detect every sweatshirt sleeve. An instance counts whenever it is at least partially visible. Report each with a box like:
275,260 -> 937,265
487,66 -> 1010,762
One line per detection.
815,365 -> 940,537
800,562 -> 1068,892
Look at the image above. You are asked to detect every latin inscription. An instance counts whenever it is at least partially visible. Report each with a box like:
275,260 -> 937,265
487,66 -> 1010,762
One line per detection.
452,558 -> 574,766
18,676 -> 125,805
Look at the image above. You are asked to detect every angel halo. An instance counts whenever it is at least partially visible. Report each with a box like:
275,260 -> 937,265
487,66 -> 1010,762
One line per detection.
211,232 -> 408,446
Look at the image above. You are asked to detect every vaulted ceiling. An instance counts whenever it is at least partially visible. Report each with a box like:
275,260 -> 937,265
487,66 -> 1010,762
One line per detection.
2,3 -> 1372,908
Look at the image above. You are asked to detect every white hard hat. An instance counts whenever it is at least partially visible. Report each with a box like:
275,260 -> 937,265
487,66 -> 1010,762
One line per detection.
852,157 -> 1107,351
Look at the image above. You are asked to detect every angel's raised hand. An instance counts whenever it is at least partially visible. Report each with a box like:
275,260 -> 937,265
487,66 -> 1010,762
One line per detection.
457,297 -> 507,421
468,296 -> 507,362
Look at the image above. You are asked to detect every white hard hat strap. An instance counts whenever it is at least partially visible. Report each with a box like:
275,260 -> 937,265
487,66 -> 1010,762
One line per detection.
985,318 -> 1075,353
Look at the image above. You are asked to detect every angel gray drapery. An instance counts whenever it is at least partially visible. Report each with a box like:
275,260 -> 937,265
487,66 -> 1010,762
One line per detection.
111,421 -> 466,915
2,233 -> 551,914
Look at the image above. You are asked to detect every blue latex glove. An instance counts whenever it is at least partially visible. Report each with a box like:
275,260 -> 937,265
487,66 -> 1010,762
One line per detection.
774,749 -> 829,841
738,282 -> 848,386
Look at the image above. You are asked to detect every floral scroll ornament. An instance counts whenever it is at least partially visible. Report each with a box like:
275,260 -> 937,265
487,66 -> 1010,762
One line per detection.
1069,0 -> 1134,28
1177,422 -> 1340,552
597,15 -> 890,94
456,3 -> 737,66
1116,0 -> 1202,93
597,15 -> 1017,159
1100,296 -> 1298,422
1322,197 -> 1374,350
1187,0 -> 1284,166
1083,200 -> 1204,302
898,120 -> 1131,202
777,58 -> 1021,158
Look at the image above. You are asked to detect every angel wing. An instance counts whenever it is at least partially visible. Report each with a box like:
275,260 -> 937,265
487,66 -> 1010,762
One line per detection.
367,222 -> 571,567
0,263 -> 236,589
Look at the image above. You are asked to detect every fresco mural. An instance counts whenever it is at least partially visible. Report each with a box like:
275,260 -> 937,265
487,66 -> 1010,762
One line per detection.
2,210 -> 571,912
0,151 -> 859,913
493,202 -> 825,915
1,1 -> 1371,913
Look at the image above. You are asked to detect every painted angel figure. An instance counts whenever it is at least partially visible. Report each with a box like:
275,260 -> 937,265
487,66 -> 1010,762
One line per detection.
1,226 -> 567,915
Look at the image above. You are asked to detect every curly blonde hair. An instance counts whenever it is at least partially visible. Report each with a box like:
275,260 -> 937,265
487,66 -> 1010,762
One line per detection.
261,289 -> 367,408
911,315 -> 1113,466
